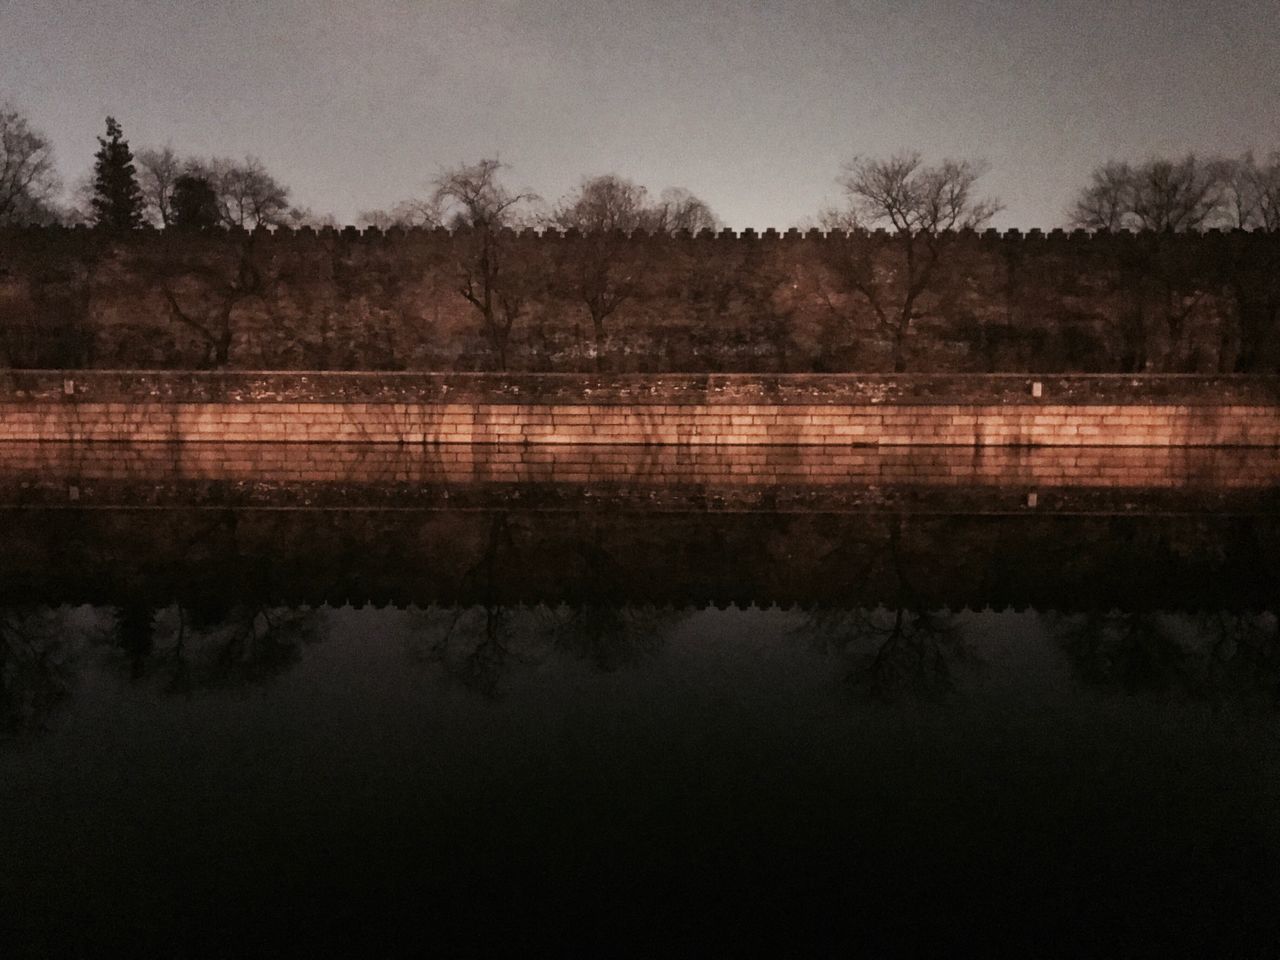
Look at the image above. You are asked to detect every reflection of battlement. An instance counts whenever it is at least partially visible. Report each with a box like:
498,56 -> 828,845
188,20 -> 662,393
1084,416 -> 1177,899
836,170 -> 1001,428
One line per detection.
0,508 -> 1274,612
1,443 -> 1277,514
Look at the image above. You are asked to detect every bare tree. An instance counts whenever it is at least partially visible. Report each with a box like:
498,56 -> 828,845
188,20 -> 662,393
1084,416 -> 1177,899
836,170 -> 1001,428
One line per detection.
1129,155 -> 1228,232
153,243 -> 269,367
1251,153 -> 1280,231
132,155 -> 293,364
188,156 -> 291,229
137,150 -> 308,230
1221,151 -> 1280,231
432,158 -> 538,369
432,158 -> 536,232
821,152 -> 1000,371
135,146 -> 184,227
1069,160 -> 1134,231
647,187 -> 720,235
551,176 -> 721,369
0,102 -> 61,226
556,174 -> 650,233
143,221 -> 278,367
280,205 -> 338,229
1070,155 -> 1228,232
1218,152 -> 1280,370
355,198 -> 436,230
553,175 -> 650,369
1069,155 -> 1236,369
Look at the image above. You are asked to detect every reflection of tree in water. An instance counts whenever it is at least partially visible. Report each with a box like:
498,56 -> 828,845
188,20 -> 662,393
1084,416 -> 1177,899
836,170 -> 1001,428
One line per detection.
545,521 -> 683,671
1,608 -> 84,734
103,509 -> 327,690
410,514 -> 681,694
3,599 -> 322,732
799,514 -> 972,699
800,607 -> 968,701
411,603 -> 682,696
1050,610 -> 1280,712
542,603 -> 678,673
410,514 -> 519,697
410,605 -> 541,698
110,601 -> 323,692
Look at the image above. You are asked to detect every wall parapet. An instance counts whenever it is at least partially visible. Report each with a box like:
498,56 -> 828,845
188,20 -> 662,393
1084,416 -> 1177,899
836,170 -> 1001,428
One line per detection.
5,225 -> 1279,375
4,370 -> 1279,406
3,223 -> 1278,245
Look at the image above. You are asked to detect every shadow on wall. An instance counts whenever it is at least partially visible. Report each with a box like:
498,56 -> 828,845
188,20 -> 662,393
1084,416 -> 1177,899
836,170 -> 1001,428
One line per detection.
2,227 -> 1277,373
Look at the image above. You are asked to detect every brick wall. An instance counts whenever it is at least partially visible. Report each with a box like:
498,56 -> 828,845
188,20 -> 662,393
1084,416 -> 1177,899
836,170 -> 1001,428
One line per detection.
5,442 -> 1276,489
1,372 -> 1278,447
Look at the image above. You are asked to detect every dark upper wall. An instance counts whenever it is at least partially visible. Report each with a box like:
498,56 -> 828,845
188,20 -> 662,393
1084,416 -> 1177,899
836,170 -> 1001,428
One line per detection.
1,225 -> 1278,373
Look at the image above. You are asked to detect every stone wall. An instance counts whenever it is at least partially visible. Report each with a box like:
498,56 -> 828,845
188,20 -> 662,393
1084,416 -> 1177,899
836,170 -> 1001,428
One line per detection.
1,371 -> 1278,447
2,226 -> 1278,373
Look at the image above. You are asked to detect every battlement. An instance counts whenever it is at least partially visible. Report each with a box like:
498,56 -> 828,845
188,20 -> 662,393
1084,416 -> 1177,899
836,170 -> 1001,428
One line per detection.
3,222 -> 1277,248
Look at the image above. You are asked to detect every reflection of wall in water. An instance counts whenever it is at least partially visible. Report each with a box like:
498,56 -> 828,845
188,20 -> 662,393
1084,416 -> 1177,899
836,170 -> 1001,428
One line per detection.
2,443 -> 1278,519
0,508 -> 1275,612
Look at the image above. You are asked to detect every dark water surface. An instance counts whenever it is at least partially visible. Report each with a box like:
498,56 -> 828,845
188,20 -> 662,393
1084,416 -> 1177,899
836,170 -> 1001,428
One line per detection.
2,446 -> 1279,957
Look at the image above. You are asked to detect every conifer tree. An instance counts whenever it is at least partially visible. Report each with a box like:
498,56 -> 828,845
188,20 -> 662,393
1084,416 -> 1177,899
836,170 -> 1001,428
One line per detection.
91,116 -> 144,231
169,174 -> 221,230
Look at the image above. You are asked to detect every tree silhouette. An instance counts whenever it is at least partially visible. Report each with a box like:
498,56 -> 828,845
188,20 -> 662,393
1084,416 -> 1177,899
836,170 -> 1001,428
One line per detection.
553,175 -> 720,370
135,146 -> 183,227
146,228 -> 274,367
432,158 -> 539,370
1049,610 -> 1280,713
90,117 -> 144,232
819,153 -> 1000,371
194,156 -> 291,228
1,608 -> 82,734
797,515 -> 973,699
553,175 -> 650,370
169,174 -> 221,231
1068,154 -> 1242,371
0,101 -> 61,226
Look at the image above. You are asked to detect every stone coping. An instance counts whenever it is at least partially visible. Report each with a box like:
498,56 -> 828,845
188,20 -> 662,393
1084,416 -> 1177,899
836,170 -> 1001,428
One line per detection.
3,370 -> 1279,405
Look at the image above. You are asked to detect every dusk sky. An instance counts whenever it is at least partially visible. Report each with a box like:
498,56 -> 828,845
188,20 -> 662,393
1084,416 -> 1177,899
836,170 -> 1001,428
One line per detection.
2,0 -> 1277,229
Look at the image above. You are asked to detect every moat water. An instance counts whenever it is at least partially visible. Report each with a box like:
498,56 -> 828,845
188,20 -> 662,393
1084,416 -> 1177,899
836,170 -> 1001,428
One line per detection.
2,446 -> 1279,957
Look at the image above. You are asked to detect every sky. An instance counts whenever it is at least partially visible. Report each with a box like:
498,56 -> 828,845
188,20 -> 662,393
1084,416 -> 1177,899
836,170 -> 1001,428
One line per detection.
2,0 -> 1278,229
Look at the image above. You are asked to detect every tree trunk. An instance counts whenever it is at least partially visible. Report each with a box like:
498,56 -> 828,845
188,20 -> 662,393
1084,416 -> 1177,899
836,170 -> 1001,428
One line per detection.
892,322 -> 909,373
591,313 -> 605,373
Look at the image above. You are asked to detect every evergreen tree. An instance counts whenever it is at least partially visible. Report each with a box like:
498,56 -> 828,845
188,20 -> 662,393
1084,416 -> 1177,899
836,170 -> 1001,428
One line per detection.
91,116 -> 144,231
170,174 -> 221,230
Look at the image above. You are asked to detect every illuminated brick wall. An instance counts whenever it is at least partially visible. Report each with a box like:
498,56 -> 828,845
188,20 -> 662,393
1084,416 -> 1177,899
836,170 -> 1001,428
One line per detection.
1,372 -> 1277,446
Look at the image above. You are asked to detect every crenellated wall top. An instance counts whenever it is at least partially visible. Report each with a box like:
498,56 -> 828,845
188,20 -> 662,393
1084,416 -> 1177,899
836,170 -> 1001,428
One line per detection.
1,223 -> 1277,249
